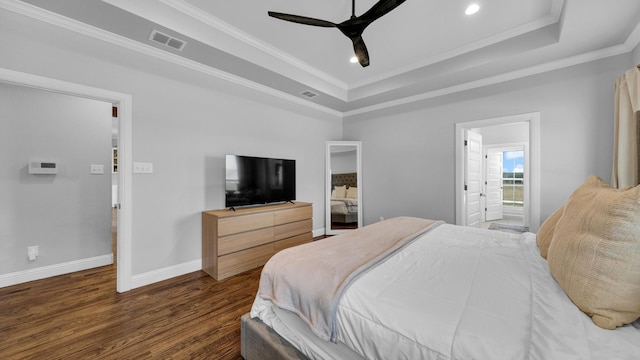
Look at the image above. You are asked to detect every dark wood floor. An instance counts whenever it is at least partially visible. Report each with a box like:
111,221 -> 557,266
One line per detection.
0,263 -> 262,359
1,210 -> 328,359
1,211 -> 264,359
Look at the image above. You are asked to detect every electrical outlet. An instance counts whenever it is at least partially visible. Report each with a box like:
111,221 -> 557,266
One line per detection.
27,245 -> 38,261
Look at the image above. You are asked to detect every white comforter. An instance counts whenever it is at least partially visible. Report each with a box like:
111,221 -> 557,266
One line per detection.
253,224 -> 640,360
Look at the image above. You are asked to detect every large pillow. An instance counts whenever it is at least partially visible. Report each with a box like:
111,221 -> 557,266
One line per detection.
332,185 -> 347,199
346,186 -> 358,199
536,205 -> 564,259
547,175 -> 640,329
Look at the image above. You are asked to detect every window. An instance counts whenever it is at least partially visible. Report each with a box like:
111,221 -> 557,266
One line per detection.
503,150 -> 524,207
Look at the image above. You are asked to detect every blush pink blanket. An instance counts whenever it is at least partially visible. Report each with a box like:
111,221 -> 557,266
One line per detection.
257,216 -> 442,342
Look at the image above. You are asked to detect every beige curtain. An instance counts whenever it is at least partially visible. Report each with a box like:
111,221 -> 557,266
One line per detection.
611,66 -> 640,188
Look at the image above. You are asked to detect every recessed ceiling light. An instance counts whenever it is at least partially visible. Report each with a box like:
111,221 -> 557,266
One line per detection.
350,56 -> 359,63
465,3 -> 480,15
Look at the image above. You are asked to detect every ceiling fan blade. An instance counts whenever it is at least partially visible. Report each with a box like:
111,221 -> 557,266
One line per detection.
359,0 -> 406,24
268,11 -> 336,28
351,36 -> 370,67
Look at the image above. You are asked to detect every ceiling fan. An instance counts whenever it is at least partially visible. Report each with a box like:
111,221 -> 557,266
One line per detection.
268,0 -> 407,67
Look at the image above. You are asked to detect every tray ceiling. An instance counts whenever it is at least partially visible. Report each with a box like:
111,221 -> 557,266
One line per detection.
12,0 -> 640,116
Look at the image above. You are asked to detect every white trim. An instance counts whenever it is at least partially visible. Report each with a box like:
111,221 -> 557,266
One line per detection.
116,91 -> 133,293
158,0 -> 349,94
349,2 -> 565,90
325,141 -> 363,235
131,259 -> 202,290
456,112 -> 541,232
0,254 -> 113,288
313,228 -> 325,238
2,0 -> 637,119
162,0 -> 564,93
0,0 -> 342,118
625,18 -> 640,50
0,67 -> 134,293
345,45 -> 630,117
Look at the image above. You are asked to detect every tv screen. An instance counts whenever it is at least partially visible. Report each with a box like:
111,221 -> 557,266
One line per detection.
225,154 -> 296,208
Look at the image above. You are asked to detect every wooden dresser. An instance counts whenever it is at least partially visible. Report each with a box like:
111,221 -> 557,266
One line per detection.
202,202 -> 312,280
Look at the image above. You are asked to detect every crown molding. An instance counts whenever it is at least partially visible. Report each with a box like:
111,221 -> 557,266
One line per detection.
625,20 -> 640,50
0,0 -> 342,118
159,0 -> 349,93
344,43 -> 631,118
2,0 -> 637,120
348,1 -> 565,90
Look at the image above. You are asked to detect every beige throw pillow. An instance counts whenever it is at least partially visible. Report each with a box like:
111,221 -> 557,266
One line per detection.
536,205 -> 564,259
547,175 -> 640,329
332,185 -> 347,199
346,187 -> 358,199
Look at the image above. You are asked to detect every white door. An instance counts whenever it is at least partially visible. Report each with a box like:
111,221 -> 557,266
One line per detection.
465,131 -> 483,227
485,150 -> 503,221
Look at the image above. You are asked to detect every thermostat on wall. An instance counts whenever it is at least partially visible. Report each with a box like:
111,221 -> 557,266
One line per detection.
29,161 -> 58,175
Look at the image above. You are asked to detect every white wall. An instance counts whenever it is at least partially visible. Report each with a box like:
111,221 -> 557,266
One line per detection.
330,150 -> 357,174
633,43 -> 640,66
344,54 -> 633,227
1,6 -> 636,285
0,83 -> 112,273
0,9 -> 341,278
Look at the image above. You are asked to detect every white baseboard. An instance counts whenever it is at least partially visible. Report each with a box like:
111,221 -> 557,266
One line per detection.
133,229 -> 326,289
131,259 -> 202,290
0,254 -> 114,288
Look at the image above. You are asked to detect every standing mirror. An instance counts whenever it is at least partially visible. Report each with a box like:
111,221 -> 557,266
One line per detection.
326,141 -> 362,235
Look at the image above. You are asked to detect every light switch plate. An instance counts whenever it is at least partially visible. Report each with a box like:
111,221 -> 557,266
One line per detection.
90,164 -> 104,175
133,162 -> 153,174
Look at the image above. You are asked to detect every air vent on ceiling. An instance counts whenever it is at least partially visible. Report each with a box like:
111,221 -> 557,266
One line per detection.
300,90 -> 318,99
149,30 -> 187,51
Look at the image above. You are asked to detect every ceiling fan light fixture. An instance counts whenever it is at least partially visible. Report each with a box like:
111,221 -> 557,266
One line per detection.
465,3 -> 480,15
268,0 -> 407,68
350,56 -> 359,63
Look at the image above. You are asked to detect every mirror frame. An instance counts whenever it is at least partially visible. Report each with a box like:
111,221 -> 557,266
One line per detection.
326,141 -> 362,235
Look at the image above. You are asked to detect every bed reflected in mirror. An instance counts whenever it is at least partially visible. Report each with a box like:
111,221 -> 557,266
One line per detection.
326,141 -> 362,235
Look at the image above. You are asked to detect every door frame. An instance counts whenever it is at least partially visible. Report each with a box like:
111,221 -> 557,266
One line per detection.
0,67 -> 134,292
455,112 -> 541,232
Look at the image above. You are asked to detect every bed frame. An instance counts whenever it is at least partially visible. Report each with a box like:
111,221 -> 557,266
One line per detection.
240,313 -> 309,360
332,212 -> 358,224
331,172 -> 357,190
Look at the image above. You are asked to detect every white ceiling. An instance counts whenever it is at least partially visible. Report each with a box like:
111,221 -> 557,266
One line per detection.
13,0 -> 640,116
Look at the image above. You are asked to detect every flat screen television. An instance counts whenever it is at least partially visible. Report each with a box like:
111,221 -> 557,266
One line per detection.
225,154 -> 296,208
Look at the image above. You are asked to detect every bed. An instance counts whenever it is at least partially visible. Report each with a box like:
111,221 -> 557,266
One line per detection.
242,176 -> 640,360
330,173 -> 358,224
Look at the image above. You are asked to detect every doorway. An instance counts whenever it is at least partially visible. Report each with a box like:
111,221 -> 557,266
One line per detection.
0,67 -> 133,292
455,113 -> 541,232
112,107 -> 119,264
481,145 -> 526,230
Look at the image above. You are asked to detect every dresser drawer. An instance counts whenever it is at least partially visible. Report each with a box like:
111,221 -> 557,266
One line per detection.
218,227 -> 274,256
217,243 -> 274,279
218,212 -> 274,237
274,205 -> 312,225
274,219 -> 312,241
275,232 -> 312,253
202,202 -> 313,280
